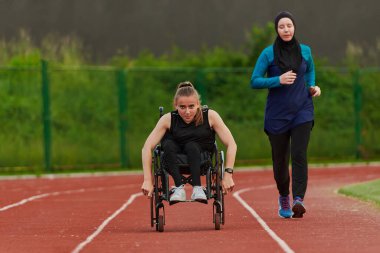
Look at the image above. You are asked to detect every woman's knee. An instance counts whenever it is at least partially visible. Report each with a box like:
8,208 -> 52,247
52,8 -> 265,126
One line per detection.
183,142 -> 201,154
162,139 -> 180,153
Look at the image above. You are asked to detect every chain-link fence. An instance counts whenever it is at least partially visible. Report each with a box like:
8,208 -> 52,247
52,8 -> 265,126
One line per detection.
0,62 -> 378,173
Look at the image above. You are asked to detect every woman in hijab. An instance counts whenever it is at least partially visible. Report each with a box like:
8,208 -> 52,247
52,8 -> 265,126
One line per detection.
250,11 -> 321,219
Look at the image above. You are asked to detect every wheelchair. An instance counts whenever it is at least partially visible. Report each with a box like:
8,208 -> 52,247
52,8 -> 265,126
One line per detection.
150,106 -> 225,232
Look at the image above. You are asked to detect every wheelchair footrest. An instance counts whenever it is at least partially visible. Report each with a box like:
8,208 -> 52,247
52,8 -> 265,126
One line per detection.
169,199 -> 208,205
193,199 -> 208,205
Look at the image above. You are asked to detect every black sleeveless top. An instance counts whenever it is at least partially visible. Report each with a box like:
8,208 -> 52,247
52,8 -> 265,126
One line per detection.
168,108 -> 215,150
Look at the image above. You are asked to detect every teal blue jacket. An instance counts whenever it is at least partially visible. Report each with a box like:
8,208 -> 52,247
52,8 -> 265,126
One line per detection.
250,44 -> 315,89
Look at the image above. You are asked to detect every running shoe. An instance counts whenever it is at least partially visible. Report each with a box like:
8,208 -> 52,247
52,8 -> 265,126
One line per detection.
292,196 -> 306,218
278,195 -> 293,218
169,184 -> 186,203
191,186 -> 207,204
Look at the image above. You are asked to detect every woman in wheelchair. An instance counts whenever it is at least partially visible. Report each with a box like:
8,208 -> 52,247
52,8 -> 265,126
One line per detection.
141,81 -> 237,203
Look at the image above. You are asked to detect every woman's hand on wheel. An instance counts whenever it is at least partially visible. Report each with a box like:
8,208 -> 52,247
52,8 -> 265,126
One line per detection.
222,173 -> 235,195
141,180 -> 153,198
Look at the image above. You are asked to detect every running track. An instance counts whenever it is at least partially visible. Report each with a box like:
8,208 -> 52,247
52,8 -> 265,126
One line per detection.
1,165 -> 380,253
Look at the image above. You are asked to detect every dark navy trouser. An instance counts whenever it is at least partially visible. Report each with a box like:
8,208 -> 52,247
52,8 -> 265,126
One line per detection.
266,121 -> 313,199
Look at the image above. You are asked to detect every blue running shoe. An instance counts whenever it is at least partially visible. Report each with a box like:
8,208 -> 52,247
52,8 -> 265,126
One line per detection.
292,196 -> 306,218
278,196 -> 293,218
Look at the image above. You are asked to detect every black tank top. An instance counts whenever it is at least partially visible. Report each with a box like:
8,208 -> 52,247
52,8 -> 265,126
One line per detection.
169,108 -> 215,150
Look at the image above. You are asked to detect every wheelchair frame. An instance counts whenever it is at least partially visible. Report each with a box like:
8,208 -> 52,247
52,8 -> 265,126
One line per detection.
150,106 -> 225,232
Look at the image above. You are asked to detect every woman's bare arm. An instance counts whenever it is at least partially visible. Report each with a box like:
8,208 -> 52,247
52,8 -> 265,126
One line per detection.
141,113 -> 171,197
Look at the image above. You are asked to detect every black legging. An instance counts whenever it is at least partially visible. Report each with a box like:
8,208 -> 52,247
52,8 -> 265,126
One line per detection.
267,121 -> 313,199
162,139 -> 203,187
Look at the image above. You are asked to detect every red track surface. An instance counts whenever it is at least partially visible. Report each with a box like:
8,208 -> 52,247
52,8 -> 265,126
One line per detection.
1,165 -> 380,253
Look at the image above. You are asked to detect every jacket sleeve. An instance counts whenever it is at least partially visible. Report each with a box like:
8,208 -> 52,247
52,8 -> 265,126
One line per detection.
303,45 -> 316,87
250,48 -> 281,89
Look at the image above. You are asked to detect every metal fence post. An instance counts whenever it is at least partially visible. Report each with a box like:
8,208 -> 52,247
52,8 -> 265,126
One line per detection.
41,60 -> 52,172
353,69 -> 362,159
117,69 -> 128,168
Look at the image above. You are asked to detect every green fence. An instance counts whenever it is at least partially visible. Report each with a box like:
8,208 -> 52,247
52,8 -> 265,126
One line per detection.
0,62 -> 379,173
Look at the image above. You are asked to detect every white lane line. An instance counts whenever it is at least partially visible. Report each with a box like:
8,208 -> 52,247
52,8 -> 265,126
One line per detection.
0,189 -> 83,212
233,188 -> 295,253
0,185 -> 134,212
71,192 -> 143,253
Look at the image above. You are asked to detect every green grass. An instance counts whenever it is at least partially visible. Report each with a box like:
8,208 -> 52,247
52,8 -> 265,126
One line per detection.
338,179 -> 380,207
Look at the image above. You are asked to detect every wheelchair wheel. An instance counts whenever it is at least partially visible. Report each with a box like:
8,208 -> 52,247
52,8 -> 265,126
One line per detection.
150,194 -> 154,227
154,173 -> 166,232
213,150 -> 224,230
157,215 -> 164,232
215,212 -> 221,230
152,150 -> 166,232
153,179 -> 166,232
220,151 -> 225,225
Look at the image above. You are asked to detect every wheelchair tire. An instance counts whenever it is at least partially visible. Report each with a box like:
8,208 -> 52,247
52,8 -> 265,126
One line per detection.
211,150 -> 224,230
215,213 -> 221,230
150,194 -> 154,227
221,193 -> 225,225
157,215 -> 164,232
216,151 -> 225,227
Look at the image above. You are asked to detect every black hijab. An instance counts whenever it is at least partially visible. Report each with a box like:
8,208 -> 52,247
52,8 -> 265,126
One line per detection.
273,11 -> 302,73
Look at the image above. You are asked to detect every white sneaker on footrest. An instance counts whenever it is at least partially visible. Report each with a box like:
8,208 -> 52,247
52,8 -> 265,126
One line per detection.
170,184 -> 186,202
191,186 -> 207,203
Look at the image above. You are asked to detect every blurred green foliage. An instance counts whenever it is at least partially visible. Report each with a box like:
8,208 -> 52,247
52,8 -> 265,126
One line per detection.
0,25 -> 379,173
